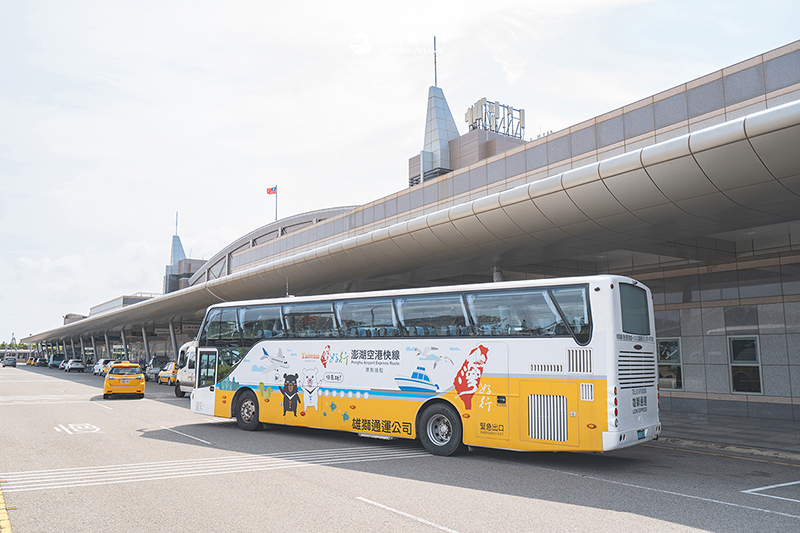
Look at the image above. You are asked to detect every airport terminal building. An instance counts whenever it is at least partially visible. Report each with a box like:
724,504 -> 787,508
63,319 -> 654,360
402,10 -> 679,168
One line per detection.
25,40 -> 800,421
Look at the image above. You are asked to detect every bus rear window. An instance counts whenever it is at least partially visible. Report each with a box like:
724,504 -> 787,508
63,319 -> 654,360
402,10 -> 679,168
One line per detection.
620,283 -> 650,335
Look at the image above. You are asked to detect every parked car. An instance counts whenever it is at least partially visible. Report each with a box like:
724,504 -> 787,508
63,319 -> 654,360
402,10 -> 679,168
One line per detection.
144,357 -> 168,382
93,359 -> 113,375
103,361 -> 145,399
2,356 -> 16,367
35,357 -> 48,367
158,362 -> 178,385
65,359 -> 85,372
48,353 -> 66,369
26,356 -> 35,365
101,360 -> 116,376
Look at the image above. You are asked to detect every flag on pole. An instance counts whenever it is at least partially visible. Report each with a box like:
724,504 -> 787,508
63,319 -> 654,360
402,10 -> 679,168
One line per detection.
267,186 -> 277,195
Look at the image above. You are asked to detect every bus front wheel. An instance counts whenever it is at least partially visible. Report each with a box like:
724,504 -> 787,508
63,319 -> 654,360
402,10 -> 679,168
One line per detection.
236,390 -> 261,431
419,403 -> 463,456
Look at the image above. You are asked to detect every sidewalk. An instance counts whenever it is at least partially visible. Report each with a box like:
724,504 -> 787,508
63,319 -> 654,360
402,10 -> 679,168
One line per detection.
658,410 -> 800,460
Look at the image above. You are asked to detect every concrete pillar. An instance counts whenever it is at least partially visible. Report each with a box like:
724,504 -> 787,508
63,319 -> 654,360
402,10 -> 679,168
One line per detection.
70,338 -> 76,358
142,326 -> 151,364
169,320 -> 179,360
120,329 -> 129,360
91,336 -> 97,362
79,337 -> 85,361
104,332 -> 111,360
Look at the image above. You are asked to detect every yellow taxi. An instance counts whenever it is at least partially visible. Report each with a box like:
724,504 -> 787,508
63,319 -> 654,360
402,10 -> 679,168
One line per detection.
26,355 -> 35,365
158,361 -> 178,385
103,361 -> 145,399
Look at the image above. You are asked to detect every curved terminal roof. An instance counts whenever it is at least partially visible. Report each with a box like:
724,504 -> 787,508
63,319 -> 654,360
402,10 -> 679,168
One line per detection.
24,99 -> 800,344
189,206 -> 357,286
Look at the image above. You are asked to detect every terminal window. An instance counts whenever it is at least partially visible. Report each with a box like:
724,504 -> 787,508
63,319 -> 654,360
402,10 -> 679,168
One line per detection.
729,337 -> 761,394
657,339 -> 682,390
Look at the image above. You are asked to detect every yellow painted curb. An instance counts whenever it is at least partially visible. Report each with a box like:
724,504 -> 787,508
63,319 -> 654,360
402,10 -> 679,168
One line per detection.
0,483 -> 12,532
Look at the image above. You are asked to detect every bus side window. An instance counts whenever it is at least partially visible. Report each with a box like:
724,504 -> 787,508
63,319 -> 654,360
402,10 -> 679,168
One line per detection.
395,294 -> 468,337
467,289 -> 560,338
240,305 -> 283,345
335,298 -> 397,338
283,302 -> 340,338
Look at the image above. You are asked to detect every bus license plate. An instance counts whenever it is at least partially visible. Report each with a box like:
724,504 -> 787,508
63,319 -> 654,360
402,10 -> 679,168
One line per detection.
637,429 -> 645,440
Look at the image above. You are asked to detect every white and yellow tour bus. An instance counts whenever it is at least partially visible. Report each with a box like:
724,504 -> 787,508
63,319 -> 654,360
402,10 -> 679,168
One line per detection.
189,275 -> 661,455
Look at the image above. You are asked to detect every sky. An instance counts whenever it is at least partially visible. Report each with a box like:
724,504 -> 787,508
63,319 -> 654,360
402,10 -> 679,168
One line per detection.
1,0 -> 799,343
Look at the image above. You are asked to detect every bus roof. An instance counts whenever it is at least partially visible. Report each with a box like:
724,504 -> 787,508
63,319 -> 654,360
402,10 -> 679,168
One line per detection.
204,274 -> 644,311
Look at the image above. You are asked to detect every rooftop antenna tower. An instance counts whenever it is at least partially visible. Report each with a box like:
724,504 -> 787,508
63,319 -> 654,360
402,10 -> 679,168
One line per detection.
434,36 -> 437,87
175,212 -> 178,236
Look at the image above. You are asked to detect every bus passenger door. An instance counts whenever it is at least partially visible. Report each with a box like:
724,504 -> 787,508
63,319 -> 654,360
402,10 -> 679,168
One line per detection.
472,342 -> 509,441
191,348 -> 217,416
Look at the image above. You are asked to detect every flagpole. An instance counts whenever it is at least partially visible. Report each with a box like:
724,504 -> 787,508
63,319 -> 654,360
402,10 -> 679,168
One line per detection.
267,185 -> 278,222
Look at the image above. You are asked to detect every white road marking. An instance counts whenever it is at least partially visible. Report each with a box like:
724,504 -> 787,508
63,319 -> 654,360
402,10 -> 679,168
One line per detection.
541,466 -> 800,519
357,497 -> 463,533
0,445 -> 430,492
742,480 -> 800,503
160,426 -> 212,445
93,402 -> 113,410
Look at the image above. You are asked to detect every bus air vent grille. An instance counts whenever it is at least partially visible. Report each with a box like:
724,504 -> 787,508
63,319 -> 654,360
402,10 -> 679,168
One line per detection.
618,351 -> 656,389
528,394 -> 568,442
531,363 -> 563,373
567,348 -> 592,374
580,383 -> 594,401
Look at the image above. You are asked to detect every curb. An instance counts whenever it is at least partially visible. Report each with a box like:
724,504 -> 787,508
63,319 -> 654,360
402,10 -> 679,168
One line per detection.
655,437 -> 800,462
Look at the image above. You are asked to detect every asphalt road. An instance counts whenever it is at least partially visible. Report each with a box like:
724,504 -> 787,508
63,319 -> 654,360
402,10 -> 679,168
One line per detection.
2,364 -> 800,533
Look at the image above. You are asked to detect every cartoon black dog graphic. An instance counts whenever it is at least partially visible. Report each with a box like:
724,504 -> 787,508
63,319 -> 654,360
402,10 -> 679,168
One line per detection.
279,373 -> 301,416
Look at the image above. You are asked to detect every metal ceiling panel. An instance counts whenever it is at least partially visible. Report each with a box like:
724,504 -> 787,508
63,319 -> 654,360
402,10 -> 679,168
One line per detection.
599,149 -> 642,178
409,227 -> 449,254
645,155 -> 717,201
693,139 -> 775,191
427,220 -> 473,250
475,205 -> 526,239
723,180 -> 800,211
748,124 -> 800,179
603,168 -> 670,211
500,198 -> 555,233
565,180 -> 628,219
561,162 -> 601,189
641,133 -> 691,166
533,190 -> 590,227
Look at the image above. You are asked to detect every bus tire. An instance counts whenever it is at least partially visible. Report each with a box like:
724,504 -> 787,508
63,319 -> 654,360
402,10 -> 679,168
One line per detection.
236,390 -> 261,431
175,382 -> 185,398
419,403 -> 463,456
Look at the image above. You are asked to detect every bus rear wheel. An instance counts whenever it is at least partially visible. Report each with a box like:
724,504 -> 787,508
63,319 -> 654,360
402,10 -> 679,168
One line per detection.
236,390 -> 261,431
419,403 -> 463,456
